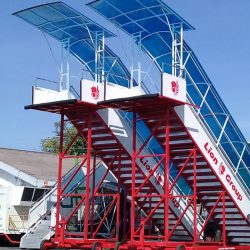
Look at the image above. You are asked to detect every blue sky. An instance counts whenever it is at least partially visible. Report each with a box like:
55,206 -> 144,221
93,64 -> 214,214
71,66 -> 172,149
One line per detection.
1,0 -> 250,151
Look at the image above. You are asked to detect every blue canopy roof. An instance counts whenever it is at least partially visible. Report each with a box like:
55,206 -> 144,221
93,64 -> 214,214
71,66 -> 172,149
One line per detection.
88,0 -> 194,71
13,1 -> 114,42
88,0 -> 194,35
13,2 -> 132,87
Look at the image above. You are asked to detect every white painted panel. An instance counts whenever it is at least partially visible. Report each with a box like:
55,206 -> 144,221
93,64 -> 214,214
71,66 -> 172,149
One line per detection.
81,79 -> 105,104
105,85 -> 142,100
9,186 -> 24,206
0,188 -> 8,232
80,79 -> 143,103
108,109 -> 128,137
33,87 -> 74,105
162,73 -> 186,102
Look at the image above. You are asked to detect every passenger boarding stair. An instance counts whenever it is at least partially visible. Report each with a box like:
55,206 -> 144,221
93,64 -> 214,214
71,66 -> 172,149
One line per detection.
128,99 -> 250,244
67,102 -> 197,241
15,1 -> 199,244
15,1 -> 250,246
26,100 -> 201,242
87,0 -> 250,244
174,105 -> 250,244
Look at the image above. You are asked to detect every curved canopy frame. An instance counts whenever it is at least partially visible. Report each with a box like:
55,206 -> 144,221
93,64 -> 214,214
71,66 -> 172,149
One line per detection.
14,1 -> 133,87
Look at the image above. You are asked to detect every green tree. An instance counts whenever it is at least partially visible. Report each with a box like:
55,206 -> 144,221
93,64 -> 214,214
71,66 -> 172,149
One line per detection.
41,121 -> 87,155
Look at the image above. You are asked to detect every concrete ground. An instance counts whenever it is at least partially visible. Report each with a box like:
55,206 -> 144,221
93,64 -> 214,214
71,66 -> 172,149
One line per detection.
1,248 -> 20,250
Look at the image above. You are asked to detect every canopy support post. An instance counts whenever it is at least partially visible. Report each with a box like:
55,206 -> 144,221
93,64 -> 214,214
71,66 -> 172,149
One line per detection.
131,32 -> 142,88
95,31 -> 105,84
59,39 -> 70,92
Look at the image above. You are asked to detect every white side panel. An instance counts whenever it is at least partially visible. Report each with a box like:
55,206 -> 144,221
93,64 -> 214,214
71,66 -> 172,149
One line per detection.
175,105 -> 250,217
9,186 -> 24,206
162,73 -> 186,102
0,177 -> 14,187
108,109 -> 128,137
50,207 -> 57,228
33,87 -> 74,105
0,188 -> 8,233
106,85 -> 142,100
81,80 -> 105,104
81,79 -> 143,104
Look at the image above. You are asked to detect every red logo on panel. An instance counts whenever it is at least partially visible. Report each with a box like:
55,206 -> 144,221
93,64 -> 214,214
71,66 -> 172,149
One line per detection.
155,173 -> 162,185
91,86 -> 99,100
219,163 -> 225,175
171,80 -> 179,95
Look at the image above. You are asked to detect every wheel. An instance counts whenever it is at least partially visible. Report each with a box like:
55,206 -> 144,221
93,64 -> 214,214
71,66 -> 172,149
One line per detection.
176,245 -> 185,250
114,241 -> 122,250
91,242 -> 102,250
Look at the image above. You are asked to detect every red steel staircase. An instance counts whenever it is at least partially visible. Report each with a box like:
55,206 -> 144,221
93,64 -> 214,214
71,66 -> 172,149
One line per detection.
26,98 -> 196,249
103,95 -> 250,246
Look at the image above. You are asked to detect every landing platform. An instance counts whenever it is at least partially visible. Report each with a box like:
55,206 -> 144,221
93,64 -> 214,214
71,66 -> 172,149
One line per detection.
98,93 -> 186,111
24,99 -> 97,114
24,94 -> 186,114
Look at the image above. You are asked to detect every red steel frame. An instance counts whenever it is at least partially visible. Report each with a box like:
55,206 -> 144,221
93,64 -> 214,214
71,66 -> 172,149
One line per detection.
43,110 -> 120,250
98,96 -> 250,250
128,104 -> 227,249
127,105 -> 200,249
29,98 -> 250,250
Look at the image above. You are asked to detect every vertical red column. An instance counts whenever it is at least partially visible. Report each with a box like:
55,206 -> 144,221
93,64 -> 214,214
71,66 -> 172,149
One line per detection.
193,148 -> 197,243
116,192 -> 121,241
118,148 -> 121,192
90,153 -> 96,237
117,148 -> 121,241
55,113 -> 64,241
164,108 -> 170,242
131,110 -> 136,242
222,191 -> 226,246
84,111 -> 93,240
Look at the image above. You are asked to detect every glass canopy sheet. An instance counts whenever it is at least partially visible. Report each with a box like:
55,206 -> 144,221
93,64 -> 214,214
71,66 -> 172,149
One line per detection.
88,0 -> 194,71
14,2 -> 131,87
89,0 -> 250,191
88,0 -> 194,34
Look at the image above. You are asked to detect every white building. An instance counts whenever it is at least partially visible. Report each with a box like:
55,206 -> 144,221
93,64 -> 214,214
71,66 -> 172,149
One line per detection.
0,148 -> 73,239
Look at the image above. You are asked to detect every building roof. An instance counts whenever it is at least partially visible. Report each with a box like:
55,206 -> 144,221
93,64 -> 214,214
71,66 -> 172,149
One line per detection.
0,148 -> 79,181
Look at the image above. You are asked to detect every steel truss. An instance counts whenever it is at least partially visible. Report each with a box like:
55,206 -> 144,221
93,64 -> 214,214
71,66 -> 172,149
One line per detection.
129,106 -> 199,249
43,110 -> 121,250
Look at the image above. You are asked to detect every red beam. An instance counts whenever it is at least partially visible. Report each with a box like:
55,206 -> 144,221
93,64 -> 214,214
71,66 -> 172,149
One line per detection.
198,192 -> 224,239
169,149 -> 194,193
55,114 -> 64,240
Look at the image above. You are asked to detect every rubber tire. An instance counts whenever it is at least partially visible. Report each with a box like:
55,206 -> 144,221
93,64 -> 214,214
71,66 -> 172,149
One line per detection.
176,245 -> 185,250
91,242 -> 102,250
114,241 -> 122,250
